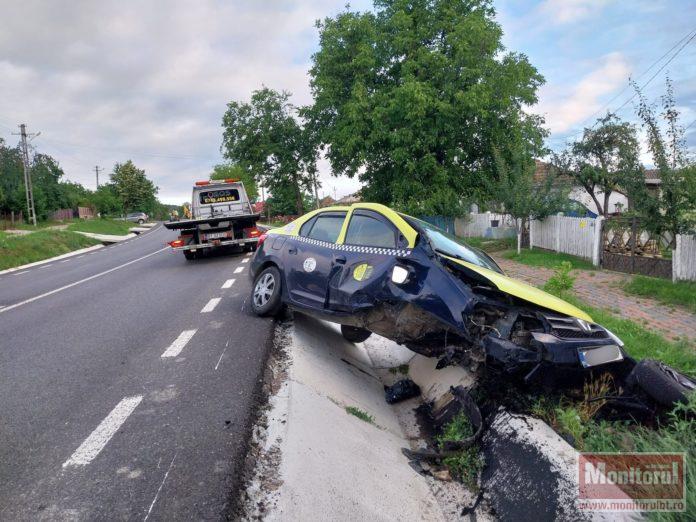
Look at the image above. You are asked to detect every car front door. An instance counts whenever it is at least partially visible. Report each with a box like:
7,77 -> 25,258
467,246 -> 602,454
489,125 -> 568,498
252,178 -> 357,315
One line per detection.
327,209 -> 408,312
284,211 -> 347,309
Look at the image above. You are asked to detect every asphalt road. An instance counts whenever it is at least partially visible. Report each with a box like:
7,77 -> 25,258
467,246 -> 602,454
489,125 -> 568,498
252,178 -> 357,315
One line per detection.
0,225 -> 274,520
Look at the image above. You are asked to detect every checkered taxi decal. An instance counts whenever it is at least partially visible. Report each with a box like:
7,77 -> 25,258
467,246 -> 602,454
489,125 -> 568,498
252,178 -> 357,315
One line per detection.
283,234 -> 412,257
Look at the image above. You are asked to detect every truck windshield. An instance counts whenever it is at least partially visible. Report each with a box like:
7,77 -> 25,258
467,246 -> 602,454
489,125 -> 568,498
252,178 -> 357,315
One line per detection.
408,217 -> 503,274
199,188 -> 239,205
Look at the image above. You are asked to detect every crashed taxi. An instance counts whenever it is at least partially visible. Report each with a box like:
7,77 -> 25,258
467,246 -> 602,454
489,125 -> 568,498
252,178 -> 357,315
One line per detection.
249,203 -> 693,408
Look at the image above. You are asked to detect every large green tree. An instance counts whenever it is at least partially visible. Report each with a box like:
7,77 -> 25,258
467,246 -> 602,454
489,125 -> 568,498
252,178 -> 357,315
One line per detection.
210,163 -> 258,201
110,160 -> 158,213
305,0 -> 545,215
221,87 -> 316,215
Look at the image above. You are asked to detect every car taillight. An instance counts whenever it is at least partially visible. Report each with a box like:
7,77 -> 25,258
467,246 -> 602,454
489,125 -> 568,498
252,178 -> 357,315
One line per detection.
169,239 -> 185,248
244,227 -> 261,238
257,233 -> 267,247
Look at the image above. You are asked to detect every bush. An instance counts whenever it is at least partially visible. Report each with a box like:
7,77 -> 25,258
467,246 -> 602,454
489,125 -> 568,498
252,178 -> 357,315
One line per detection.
543,261 -> 576,296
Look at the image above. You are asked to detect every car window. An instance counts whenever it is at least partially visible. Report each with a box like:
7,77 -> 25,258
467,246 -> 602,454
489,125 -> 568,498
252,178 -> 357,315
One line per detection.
299,216 -> 317,237
306,213 -> 346,243
345,213 -> 396,248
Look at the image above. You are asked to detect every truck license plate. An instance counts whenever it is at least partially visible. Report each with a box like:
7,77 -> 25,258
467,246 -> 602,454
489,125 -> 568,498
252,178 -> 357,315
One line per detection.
205,232 -> 229,240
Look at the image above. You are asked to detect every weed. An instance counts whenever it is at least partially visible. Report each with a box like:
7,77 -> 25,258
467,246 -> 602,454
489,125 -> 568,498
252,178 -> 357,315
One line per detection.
345,406 -> 374,424
436,412 -> 483,490
544,261 -> 576,295
388,364 -> 410,375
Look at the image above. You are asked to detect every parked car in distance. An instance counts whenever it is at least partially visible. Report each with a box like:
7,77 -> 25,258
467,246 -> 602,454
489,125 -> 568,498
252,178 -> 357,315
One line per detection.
125,212 -> 148,224
249,202 -> 694,413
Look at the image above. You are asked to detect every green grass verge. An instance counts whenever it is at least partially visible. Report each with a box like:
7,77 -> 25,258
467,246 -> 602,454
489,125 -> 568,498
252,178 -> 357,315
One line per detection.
623,275 -> 696,314
504,248 -> 595,270
436,411 -> 483,490
0,230 -> 100,270
68,219 -> 133,236
462,236 -> 516,253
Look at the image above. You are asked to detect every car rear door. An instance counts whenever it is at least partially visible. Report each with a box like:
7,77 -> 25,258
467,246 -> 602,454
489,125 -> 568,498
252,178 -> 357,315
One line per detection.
284,211 -> 347,309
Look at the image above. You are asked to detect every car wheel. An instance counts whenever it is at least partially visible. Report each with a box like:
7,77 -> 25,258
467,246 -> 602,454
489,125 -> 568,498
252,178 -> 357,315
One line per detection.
138,219 -> 144,224
627,359 -> 696,407
183,250 -> 196,261
341,325 -> 372,343
251,266 -> 283,317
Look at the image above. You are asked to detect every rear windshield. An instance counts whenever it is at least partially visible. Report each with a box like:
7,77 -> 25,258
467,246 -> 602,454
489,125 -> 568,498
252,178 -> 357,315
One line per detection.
199,188 -> 240,205
406,216 -> 503,274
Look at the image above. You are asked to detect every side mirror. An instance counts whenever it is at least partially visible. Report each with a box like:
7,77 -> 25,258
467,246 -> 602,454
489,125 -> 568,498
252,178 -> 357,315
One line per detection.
391,265 -> 409,284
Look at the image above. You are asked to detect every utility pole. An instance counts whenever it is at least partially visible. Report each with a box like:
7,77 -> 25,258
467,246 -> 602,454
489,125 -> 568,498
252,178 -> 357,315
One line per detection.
13,124 -> 39,226
94,166 -> 102,189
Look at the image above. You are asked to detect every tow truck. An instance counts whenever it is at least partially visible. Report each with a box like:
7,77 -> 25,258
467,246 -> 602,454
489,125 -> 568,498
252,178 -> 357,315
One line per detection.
164,178 -> 261,260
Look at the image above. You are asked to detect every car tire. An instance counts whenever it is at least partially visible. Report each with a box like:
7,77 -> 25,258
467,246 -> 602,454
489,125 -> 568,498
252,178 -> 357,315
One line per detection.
627,359 -> 696,407
251,266 -> 283,317
341,325 -> 372,343
138,219 -> 144,224
183,250 -> 196,261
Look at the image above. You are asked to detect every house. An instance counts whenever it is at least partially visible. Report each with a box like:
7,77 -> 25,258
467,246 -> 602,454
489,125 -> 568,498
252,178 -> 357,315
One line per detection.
336,191 -> 362,205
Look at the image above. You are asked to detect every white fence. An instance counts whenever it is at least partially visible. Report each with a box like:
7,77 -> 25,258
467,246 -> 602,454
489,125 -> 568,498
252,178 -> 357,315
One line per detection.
454,213 -> 515,237
529,214 -> 601,264
673,234 -> 696,282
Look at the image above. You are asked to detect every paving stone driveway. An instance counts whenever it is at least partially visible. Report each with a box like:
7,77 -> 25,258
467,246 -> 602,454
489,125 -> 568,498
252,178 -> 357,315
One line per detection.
493,256 -> 696,343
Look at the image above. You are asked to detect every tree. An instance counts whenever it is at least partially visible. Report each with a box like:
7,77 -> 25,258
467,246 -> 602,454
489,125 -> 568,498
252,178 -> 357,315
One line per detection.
488,148 -> 568,253
305,0 -> 546,216
221,87 -> 316,215
625,79 -> 695,241
210,163 -> 258,201
110,160 -> 158,213
552,114 -> 642,217
92,184 -> 123,216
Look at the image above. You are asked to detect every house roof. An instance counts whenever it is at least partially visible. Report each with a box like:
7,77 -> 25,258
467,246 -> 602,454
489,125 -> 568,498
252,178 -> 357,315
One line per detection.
644,168 -> 661,185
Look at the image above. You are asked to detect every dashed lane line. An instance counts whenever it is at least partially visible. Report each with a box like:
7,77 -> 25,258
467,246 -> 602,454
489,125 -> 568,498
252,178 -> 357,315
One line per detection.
233,266 -> 244,274
221,279 -> 235,289
39,264 -> 53,269
241,258 -> 249,264
12,271 -> 29,276
200,297 -> 221,313
62,395 -> 143,468
0,247 -> 168,315
161,329 -> 197,358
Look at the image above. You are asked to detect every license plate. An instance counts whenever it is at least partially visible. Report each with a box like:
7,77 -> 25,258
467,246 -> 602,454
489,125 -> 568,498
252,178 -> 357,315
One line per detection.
578,345 -> 623,368
205,232 -> 229,240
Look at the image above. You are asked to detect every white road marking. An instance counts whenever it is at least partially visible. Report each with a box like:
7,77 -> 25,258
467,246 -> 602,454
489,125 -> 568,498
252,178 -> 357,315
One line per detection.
0,306 -> 5,311
62,396 -> 143,467
221,279 -> 235,289
161,329 -> 197,358
0,247 -> 168,315
39,264 -> 52,269
233,266 -> 244,274
245,252 -> 252,256
76,255 -> 84,259
12,271 -> 28,276
241,258 -> 249,264
201,297 -> 221,313
59,259 -> 70,263
215,340 -> 230,371
144,452 -> 177,521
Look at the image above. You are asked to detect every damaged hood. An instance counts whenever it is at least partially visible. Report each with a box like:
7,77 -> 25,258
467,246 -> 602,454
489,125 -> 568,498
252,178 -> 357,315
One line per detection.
440,255 -> 593,323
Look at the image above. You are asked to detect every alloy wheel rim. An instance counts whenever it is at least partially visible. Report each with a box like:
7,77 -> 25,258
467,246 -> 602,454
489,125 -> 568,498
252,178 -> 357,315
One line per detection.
253,273 -> 275,307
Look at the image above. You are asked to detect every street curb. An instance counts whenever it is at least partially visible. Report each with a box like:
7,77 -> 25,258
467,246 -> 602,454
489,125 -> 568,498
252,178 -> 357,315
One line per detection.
0,244 -> 105,275
74,231 -> 136,242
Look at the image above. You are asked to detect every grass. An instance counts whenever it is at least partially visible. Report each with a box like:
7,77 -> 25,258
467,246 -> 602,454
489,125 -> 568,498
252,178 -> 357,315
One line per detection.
389,364 -> 410,375
68,219 -> 133,236
345,406 -> 375,424
504,248 -> 595,270
623,275 -> 696,314
462,236 -> 516,253
436,412 -> 483,490
0,230 -> 100,270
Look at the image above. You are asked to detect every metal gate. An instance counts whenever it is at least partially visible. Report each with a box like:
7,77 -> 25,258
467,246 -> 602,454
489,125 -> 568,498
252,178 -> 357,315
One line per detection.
601,216 -> 672,279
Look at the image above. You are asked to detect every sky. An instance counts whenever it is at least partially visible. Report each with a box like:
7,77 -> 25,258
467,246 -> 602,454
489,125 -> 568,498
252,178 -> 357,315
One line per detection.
0,0 -> 694,205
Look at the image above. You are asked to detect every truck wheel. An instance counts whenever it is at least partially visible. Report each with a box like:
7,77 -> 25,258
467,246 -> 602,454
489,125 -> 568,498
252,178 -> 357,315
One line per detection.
183,250 -> 196,261
251,266 -> 283,317
341,325 -> 372,343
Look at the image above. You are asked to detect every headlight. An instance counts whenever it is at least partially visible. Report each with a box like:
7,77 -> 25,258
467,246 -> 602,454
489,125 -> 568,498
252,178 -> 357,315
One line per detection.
603,327 -> 624,347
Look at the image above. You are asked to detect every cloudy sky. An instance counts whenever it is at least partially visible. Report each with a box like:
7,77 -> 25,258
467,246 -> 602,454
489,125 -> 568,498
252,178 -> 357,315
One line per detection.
0,0 -> 694,204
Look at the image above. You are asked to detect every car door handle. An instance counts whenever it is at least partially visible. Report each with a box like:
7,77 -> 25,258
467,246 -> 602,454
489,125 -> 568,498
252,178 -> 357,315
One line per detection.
288,247 -> 297,255
334,255 -> 346,264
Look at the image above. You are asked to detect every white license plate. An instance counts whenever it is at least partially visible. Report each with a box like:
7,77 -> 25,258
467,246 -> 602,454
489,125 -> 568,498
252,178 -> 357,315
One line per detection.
205,232 -> 229,240
578,345 -> 623,368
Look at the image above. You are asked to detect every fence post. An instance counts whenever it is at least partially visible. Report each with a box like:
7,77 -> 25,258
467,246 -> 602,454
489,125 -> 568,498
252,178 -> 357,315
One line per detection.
673,235 -> 680,282
555,213 -> 562,253
592,216 -> 604,267
529,216 -> 534,250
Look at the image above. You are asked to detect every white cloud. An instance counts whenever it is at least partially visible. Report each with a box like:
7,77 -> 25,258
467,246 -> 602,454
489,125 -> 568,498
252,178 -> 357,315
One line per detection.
534,52 -> 630,134
538,0 -> 610,24
0,0 -> 361,204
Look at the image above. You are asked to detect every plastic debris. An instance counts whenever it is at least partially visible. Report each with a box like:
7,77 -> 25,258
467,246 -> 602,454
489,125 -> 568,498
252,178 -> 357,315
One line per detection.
385,379 -> 421,404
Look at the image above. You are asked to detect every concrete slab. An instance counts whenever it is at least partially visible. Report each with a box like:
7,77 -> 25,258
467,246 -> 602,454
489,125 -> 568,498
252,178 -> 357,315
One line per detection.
74,231 -> 136,243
